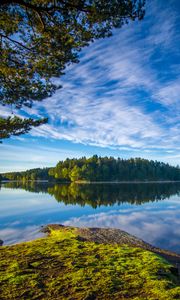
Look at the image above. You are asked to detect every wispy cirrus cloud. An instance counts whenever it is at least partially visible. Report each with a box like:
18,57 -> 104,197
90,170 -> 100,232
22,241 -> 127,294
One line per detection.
156,80 -> 180,107
0,0 -> 180,169
25,0 -> 179,155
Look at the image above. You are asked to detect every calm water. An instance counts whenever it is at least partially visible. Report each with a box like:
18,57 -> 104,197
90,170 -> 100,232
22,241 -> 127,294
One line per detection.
0,182 -> 180,253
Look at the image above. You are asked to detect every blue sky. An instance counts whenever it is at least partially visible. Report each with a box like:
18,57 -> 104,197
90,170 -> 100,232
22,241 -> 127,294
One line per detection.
0,0 -> 180,172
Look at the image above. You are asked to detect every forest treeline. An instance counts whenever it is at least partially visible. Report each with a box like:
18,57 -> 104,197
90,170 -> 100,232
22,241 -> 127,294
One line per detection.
1,156 -> 180,182
0,168 -> 50,182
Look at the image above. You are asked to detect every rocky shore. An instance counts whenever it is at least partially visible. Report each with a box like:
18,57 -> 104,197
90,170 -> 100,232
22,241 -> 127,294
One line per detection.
0,225 -> 180,299
43,224 -> 180,276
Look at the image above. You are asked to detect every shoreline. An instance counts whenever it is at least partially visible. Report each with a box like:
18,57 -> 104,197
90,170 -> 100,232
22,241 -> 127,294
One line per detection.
75,180 -> 180,184
1,224 -> 180,272
43,224 -> 180,270
0,224 -> 180,299
1,180 -> 180,184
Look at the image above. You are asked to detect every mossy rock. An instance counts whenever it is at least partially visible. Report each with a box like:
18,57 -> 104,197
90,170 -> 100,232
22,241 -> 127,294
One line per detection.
0,225 -> 180,300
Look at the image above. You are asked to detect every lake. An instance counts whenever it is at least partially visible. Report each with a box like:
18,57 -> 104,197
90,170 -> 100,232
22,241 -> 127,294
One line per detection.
0,182 -> 180,253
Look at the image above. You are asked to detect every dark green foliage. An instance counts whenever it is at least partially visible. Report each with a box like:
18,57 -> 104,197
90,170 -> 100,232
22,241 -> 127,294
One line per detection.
49,156 -> 180,182
0,0 -> 145,139
0,226 -> 180,300
0,116 -> 47,142
1,167 -> 50,181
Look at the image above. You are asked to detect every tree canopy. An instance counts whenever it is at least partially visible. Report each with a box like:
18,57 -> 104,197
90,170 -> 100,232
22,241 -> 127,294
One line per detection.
48,156 -> 180,182
0,0 -> 145,141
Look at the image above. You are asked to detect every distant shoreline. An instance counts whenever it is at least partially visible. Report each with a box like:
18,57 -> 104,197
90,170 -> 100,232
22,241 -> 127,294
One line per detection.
1,180 -> 180,184
75,180 -> 180,184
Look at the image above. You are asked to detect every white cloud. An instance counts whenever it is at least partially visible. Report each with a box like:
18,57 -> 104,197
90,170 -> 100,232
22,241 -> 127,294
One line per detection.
63,204 -> 180,252
156,80 -> 180,107
0,143 -> 86,172
0,0 -> 180,167
0,226 -> 44,245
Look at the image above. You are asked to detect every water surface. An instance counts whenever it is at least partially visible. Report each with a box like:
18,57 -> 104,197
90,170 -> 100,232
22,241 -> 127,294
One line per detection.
0,182 -> 180,253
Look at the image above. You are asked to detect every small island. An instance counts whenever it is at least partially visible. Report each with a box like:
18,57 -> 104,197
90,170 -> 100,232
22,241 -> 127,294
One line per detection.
1,156 -> 180,182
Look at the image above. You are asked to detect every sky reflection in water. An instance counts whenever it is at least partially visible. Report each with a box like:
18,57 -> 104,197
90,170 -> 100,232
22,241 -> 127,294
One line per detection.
0,182 -> 179,253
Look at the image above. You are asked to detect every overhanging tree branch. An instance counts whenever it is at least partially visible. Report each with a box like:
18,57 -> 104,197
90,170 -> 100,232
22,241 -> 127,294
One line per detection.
0,116 -> 48,142
0,34 -> 32,51
0,0 -> 145,141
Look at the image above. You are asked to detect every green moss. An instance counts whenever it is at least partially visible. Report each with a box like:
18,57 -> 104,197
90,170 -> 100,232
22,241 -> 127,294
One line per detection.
0,226 -> 179,300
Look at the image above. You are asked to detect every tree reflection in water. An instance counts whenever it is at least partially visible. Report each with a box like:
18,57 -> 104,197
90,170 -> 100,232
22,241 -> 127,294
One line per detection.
2,181 -> 180,209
